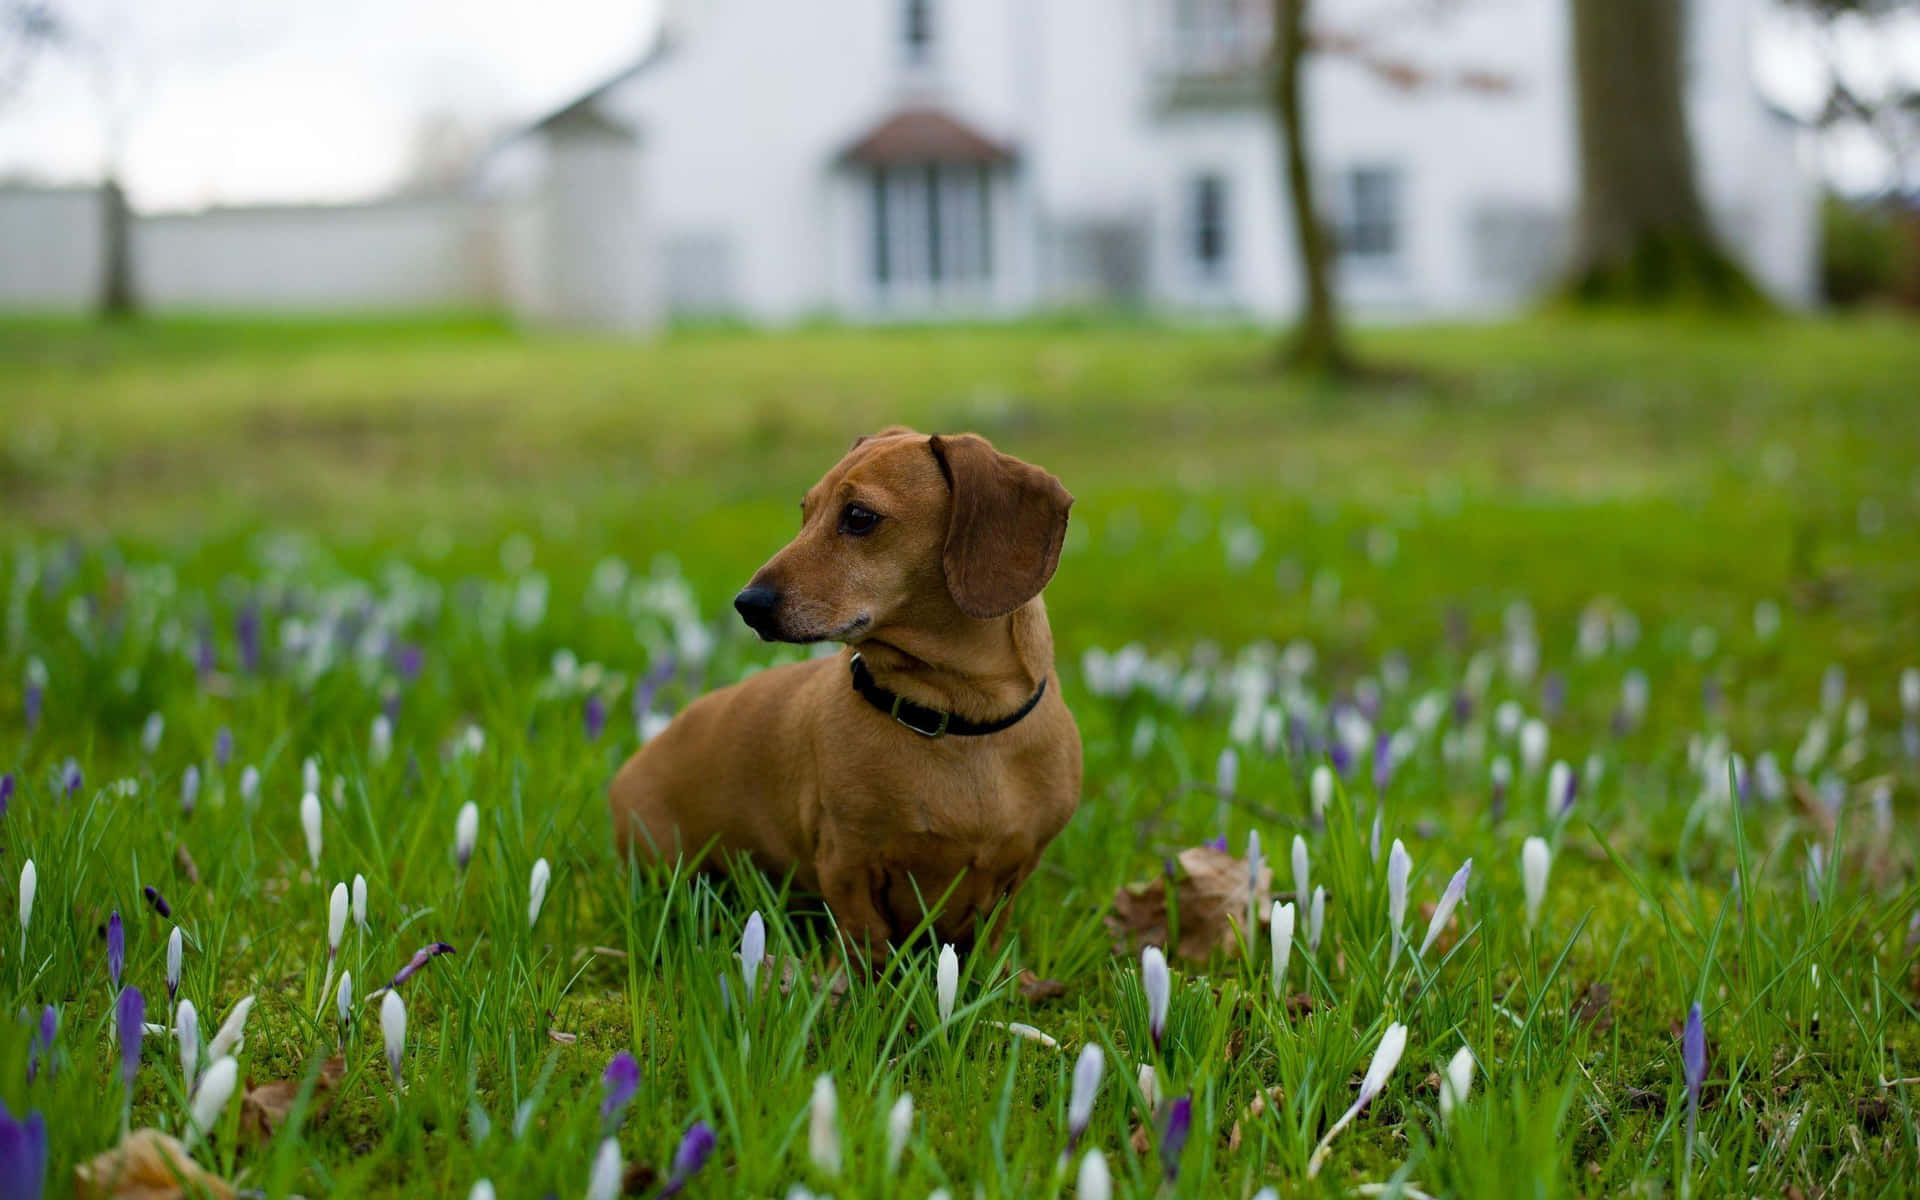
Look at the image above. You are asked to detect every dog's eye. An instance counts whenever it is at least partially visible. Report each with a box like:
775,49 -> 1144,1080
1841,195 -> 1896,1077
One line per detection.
839,504 -> 880,536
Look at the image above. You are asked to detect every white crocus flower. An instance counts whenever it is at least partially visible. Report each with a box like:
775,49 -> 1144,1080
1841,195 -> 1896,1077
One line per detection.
300,792 -> 323,869
1310,765 -> 1334,819
886,1092 -> 914,1173
370,714 -> 393,764
1439,1045 -> 1475,1125
936,943 -> 959,1025
1270,900 -> 1295,1001
185,1055 -> 237,1147
1292,834 -> 1311,915
302,756 -> 321,795
1309,886 -> 1326,954
166,926 -> 183,1000
1067,1043 -> 1103,1148
528,858 -> 551,929
1141,946 -> 1170,1048
1420,860 -> 1472,958
352,874 -> 368,930
1522,837 -> 1552,929
455,801 -> 479,870
176,999 -> 199,1086
1077,1149 -> 1112,1200
741,910 -> 766,1003
1519,719 -> 1549,774
206,995 -> 255,1061
1136,1063 -> 1160,1113
809,1074 -> 841,1176
337,970 -> 353,1029
239,765 -> 261,806
18,858 -> 35,950
328,883 -> 349,960
1387,839 -> 1412,970
586,1137 -> 622,1200
1309,1022 -> 1410,1176
381,990 -> 407,1086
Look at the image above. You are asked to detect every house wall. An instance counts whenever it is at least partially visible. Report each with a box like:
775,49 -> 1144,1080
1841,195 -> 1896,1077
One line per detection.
0,186 -> 107,313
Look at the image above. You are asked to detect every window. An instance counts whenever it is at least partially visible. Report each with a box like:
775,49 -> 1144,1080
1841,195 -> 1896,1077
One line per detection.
902,0 -> 935,65
1341,166 -> 1401,266
870,164 -> 991,291
1188,173 -> 1229,278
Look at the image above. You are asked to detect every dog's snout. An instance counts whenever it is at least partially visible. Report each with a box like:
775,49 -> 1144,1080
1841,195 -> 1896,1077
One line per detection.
733,585 -> 781,636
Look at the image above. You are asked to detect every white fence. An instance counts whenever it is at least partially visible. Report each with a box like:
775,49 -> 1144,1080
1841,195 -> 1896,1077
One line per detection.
0,187 -> 496,315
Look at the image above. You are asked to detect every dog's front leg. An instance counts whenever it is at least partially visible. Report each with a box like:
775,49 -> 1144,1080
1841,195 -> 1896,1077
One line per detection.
819,861 -> 894,972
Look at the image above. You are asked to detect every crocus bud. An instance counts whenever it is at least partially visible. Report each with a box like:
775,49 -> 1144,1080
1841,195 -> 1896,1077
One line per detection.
1901,667 -> 1920,717
141,712 -> 165,755
600,1051 -> 640,1129
239,765 -> 260,806
1270,901 -> 1294,1001
327,883 -> 348,960
454,802 -> 479,870
1141,946 -> 1169,1050
352,874 -> 367,930
586,1137 -> 622,1200
936,944 -> 959,1025
1292,835 -> 1310,916
885,1092 -> 914,1172
469,1182 -> 494,1200
1077,1150 -> 1112,1200
300,792 -> 323,869
808,1074 -> 841,1176
740,911 -> 766,1004
1309,885 -> 1326,954
176,998 -> 199,1086
207,995 -> 255,1061
1159,1095 -> 1192,1183
116,986 -> 145,1094
1682,1002 -> 1706,1157
1136,1063 -> 1160,1113
381,990 -> 406,1087
1215,747 -> 1238,796
303,756 -> 321,795
1419,859 -> 1472,958
1439,1045 -> 1474,1124
181,765 -> 200,815
186,1055 -> 237,1147
1310,765 -> 1333,819
528,858 -> 551,929
1386,840 -> 1411,970
19,858 -> 36,943
1519,719 -> 1548,775
663,1121 -> 716,1196
1547,760 -> 1574,820
336,971 -> 353,1029
1308,1021 -> 1408,1176
1522,837 -> 1551,929
370,714 -> 392,765
1067,1043 -> 1103,1151
166,926 -> 183,1002
107,911 -> 125,989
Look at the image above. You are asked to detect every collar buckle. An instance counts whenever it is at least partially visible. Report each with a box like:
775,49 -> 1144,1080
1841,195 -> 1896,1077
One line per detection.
889,692 -> 950,738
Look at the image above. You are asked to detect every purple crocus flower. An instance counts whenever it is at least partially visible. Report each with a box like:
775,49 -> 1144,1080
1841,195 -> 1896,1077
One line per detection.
214,726 -> 233,768
391,643 -> 425,683
1203,834 -> 1228,852
1451,690 -> 1473,727
0,773 -> 11,817
377,942 -> 455,994
600,1051 -> 640,1129
1371,734 -> 1394,794
142,886 -> 170,919
116,987 -> 144,1094
583,694 -> 607,742
59,760 -> 80,799
1682,1002 -> 1706,1156
23,683 -> 41,733
661,1120 -> 717,1197
1541,672 -> 1567,721
1329,740 -> 1353,778
26,1006 -> 56,1083
106,911 -> 125,989
194,632 -> 217,678
236,604 -> 261,673
1159,1094 -> 1193,1183
0,1099 -> 48,1200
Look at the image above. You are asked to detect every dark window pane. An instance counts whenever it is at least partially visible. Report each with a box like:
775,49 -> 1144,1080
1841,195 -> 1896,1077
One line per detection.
872,170 -> 891,284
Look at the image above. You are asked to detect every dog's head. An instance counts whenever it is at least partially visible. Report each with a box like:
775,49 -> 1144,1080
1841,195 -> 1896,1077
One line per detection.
734,427 -> 1073,643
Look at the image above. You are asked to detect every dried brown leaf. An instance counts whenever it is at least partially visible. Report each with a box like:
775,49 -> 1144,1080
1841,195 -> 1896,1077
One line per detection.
1106,846 -> 1273,964
1572,982 -> 1614,1032
172,842 -> 201,885
74,1129 -> 236,1200
241,1055 -> 345,1142
1015,969 -> 1067,1005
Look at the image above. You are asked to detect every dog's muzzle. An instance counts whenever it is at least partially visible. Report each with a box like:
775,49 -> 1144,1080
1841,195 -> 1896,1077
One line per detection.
733,585 -> 781,639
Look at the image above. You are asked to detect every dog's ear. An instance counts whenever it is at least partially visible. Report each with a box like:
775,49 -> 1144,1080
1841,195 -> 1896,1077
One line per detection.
849,425 -> 919,452
929,434 -> 1073,619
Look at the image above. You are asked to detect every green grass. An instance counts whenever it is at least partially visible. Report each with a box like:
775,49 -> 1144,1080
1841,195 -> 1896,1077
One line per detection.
2,313 -> 1918,1197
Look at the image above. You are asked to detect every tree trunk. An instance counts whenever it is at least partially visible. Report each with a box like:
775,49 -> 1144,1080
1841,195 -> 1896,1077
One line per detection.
1565,0 -> 1760,306
99,175 -> 138,320
1272,0 -> 1353,373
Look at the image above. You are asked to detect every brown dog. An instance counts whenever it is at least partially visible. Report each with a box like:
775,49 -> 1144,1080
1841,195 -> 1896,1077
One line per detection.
608,428 -> 1081,958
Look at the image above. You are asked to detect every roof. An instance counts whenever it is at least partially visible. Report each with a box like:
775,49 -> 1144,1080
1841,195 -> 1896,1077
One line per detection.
517,36 -> 676,141
839,107 -> 1017,166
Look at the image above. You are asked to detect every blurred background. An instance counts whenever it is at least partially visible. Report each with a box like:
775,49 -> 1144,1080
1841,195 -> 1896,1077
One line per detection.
0,0 -> 1917,328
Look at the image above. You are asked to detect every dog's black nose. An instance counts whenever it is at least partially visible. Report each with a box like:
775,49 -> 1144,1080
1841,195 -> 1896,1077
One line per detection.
733,586 -> 781,636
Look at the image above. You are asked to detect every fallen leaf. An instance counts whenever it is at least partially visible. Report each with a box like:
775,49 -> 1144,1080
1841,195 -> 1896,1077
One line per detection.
1107,845 -> 1273,964
1572,982 -> 1614,1032
1227,1085 -> 1284,1152
548,1029 -> 578,1044
241,1055 -> 345,1141
1285,992 -> 1315,1018
621,1161 -> 659,1195
1015,969 -> 1067,1004
172,842 -> 201,884
1856,1096 -> 1893,1132
75,1129 -> 236,1200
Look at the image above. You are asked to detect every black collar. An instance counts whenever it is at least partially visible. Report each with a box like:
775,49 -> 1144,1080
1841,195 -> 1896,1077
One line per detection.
849,653 -> 1047,738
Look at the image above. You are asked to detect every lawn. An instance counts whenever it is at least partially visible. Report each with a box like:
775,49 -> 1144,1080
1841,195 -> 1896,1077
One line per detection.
1,313 -> 1918,1197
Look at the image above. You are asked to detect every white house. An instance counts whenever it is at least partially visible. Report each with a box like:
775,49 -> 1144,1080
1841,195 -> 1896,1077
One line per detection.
480,0 -> 1819,328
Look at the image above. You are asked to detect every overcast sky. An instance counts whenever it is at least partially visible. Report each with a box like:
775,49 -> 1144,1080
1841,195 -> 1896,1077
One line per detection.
0,0 -> 1910,211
